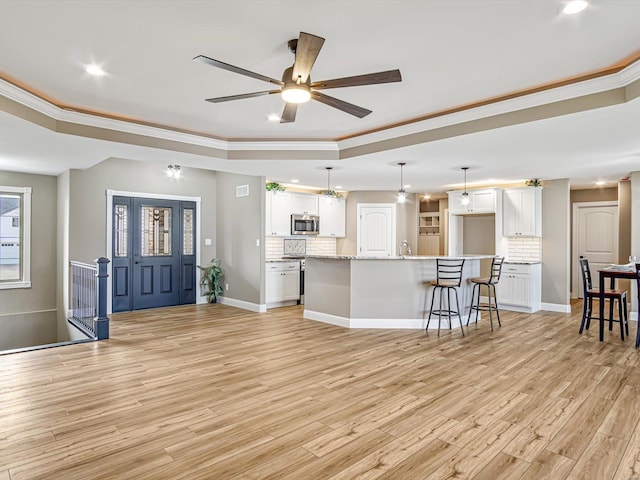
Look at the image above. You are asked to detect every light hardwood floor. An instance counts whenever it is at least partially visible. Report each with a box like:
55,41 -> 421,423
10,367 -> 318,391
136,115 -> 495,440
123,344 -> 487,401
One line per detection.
2,302 -> 640,479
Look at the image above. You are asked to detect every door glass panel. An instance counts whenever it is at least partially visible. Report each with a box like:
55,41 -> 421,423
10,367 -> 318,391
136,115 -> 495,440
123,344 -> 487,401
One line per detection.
113,204 -> 128,257
183,208 -> 194,255
141,206 -> 172,256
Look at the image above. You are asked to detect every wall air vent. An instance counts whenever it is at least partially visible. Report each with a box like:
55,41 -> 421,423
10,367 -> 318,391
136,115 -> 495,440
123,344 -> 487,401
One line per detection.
236,185 -> 249,197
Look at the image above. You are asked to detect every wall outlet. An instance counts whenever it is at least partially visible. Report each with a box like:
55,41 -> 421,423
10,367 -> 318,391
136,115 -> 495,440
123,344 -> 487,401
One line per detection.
225,283 -> 229,291
205,238 -> 212,246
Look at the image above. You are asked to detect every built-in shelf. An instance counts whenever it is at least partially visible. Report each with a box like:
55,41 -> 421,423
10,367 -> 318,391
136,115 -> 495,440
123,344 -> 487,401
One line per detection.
419,212 -> 440,236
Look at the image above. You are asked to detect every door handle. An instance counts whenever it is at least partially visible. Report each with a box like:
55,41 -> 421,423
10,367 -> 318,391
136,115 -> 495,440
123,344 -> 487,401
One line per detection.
134,261 -> 142,264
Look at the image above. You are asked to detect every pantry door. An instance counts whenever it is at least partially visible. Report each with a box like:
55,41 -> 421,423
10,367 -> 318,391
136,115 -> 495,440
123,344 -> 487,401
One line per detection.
357,204 -> 396,257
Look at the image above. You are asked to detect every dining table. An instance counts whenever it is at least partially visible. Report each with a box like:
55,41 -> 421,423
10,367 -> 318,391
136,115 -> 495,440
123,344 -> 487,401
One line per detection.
598,264 -> 640,346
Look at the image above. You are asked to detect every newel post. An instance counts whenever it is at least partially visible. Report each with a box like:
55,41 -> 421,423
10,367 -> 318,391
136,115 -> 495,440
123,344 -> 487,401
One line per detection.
95,257 -> 110,340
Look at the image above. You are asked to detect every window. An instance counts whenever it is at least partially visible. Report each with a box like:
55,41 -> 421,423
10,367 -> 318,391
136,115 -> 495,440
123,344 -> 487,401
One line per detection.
0,186 -> 31,289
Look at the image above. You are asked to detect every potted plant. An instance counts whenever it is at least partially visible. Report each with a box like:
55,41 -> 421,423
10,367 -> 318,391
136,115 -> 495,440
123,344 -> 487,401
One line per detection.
197,258 -> 224,303
266,182 -> 286,193
525,179 -> 542,187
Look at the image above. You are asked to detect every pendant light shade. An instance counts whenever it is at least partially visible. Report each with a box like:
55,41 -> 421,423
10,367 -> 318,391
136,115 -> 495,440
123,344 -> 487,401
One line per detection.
461,167 -> 470,205
397,162 -> 407,204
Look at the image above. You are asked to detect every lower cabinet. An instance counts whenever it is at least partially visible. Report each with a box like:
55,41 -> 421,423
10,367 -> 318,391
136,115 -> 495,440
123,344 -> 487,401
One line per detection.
496,263 -> 541,313
266,262 -> 300,307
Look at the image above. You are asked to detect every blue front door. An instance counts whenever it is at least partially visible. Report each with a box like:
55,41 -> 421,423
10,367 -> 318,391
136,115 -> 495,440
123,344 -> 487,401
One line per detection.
112,196 -> 196,312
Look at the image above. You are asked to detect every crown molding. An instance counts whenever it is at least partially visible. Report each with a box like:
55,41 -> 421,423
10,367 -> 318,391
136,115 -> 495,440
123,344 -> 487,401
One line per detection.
226,141 -> 338,151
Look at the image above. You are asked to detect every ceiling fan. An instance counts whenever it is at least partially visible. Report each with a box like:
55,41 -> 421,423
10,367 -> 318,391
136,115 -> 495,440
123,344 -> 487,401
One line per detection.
194,31 -> 402,123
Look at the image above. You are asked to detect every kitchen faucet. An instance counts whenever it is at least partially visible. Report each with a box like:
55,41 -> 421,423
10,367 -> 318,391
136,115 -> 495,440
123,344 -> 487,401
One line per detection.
399,240 -> 411,256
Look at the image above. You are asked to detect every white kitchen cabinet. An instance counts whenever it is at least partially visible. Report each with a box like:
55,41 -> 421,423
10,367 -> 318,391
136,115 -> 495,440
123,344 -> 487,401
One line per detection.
266,192 -> 292,236
290,192 -> 318,215
503,187 -> 542,236
266,261 -> 300,307
318,196 -> 346,237
448,188 -> 498,214
496,263 -> 541,313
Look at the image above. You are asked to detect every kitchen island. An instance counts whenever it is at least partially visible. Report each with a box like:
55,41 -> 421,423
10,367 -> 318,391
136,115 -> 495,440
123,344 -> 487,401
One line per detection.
303,255 -> 494,329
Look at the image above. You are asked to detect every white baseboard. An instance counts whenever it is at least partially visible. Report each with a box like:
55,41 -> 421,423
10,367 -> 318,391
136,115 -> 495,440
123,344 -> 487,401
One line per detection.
303,309 -> 467,329
541,302 -> 572,313
303,310 -> 350,328
217,296 -> 266,313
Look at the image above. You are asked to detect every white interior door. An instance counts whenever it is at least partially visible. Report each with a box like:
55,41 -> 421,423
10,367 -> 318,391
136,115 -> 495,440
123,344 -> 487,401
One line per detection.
573,202 -> 618,298
357,204 -> 396,257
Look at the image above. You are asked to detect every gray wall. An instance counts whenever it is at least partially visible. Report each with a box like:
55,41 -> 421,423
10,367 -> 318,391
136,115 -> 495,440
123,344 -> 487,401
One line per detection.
337,191 -> 418,256
542,178 -> 571,306
618,180 -> 631,264
56,170 -> 71,341
215,171 -> 265,305
0,170 -> 58,348
68,157 -> 217,265
631,172 -> 640,313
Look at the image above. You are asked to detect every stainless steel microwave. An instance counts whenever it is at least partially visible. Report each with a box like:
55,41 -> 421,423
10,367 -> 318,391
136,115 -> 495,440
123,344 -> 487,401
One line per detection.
291,214 -> 319,235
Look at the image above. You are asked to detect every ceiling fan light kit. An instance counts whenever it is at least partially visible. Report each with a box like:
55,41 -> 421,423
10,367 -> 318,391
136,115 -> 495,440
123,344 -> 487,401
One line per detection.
194,31 -> 402,123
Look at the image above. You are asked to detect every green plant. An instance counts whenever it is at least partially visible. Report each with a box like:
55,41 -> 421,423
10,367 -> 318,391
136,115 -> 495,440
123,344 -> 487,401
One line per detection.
525,179 -> 542,187
320,189 -> 343,198
197,258 -> 224,303
266,182 -> 286,192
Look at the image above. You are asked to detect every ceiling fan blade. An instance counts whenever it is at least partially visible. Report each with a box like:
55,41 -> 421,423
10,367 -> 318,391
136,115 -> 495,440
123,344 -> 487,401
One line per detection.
280,103 -> 298,123
194,55 -> 284,86
311,69 -> 402,90
292,32 -> 325,83
311,92 -> 372,118
205,90 -> 280,103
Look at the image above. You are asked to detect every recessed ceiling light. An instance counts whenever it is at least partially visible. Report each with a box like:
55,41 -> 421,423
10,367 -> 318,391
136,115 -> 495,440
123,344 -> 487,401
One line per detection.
562,0 -> 589,15
403,184 -> 411,189
334,185 -> 342,189
595,180 -> 606,186
290,178 -> 299,183
84,64 -> 106,76
423,194 -> 431,200
267,113 -> 280,122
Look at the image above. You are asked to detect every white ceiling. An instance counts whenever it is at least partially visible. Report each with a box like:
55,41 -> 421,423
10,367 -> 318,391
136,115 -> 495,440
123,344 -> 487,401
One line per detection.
1,0 -> 640,193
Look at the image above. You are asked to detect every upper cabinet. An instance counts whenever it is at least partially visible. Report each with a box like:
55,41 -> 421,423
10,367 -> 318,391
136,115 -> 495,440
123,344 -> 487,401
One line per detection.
503,187 -> 542,236
267,191 -> 343,237
448,188 -> 499,214
266,192 -> 292,236
318,197 -> 346,237
290,192 -> 318,215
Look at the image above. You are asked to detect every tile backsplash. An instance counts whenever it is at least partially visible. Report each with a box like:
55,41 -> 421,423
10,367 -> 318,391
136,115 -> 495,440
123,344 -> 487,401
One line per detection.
507,236 -> 542,262
266,236 -> 337,259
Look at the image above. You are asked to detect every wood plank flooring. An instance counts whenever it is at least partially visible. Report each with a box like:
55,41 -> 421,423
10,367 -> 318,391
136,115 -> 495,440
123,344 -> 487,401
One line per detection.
2,302 -> 640,479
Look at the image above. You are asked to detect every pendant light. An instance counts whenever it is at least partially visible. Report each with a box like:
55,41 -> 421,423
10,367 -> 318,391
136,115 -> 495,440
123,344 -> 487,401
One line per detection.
461,167 -> 470,205
397,162 -> 407,204
324,167 -> 335,205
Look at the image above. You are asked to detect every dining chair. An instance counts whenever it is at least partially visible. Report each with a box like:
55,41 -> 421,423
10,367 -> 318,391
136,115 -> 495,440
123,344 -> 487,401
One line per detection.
578,256 -> 628,340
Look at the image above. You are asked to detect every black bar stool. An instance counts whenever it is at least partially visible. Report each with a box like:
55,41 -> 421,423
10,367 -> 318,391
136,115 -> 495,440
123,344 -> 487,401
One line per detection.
426,258 -> 466,337
467,256 -> 504,331
579,257 -> 628,340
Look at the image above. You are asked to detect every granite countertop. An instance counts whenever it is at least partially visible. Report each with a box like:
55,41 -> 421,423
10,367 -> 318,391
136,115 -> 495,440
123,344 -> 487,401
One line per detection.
266,258 -> 302,263
305,254 -> 496,261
